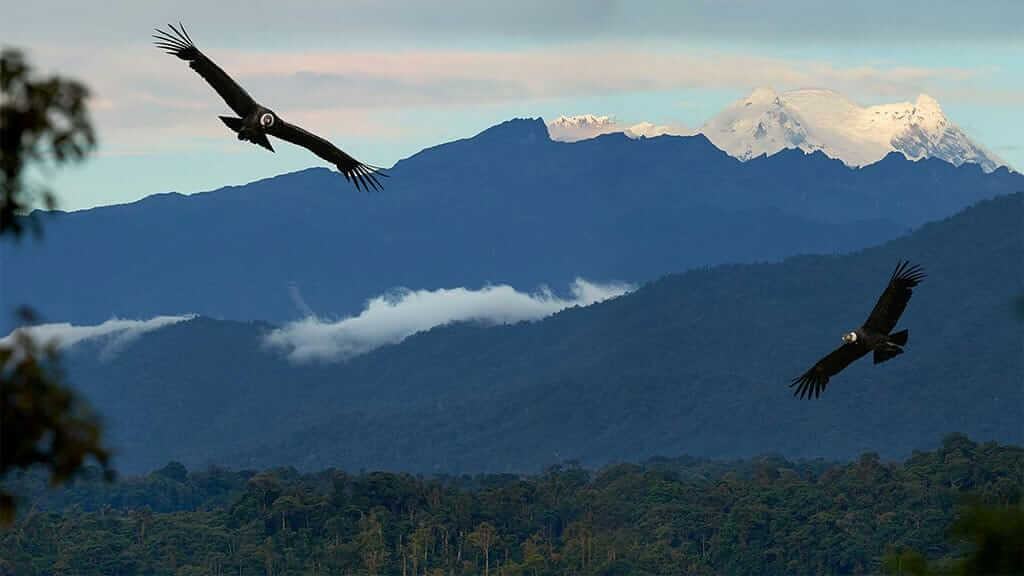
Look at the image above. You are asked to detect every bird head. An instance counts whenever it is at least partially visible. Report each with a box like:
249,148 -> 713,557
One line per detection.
842,331 -> 858,344
259,112 -> 276,128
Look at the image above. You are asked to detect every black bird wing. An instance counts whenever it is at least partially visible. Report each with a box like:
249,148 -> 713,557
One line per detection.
153,23 -> 257,118
862,261 -> 926,335
266,119 -> 388,192
790,341 -> 870,399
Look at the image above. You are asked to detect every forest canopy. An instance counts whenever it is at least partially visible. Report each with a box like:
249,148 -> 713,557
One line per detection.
1,433 -> 1021,576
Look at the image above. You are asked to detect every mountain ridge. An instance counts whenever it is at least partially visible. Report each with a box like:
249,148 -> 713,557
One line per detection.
58,192 -> 1024,475
5,116 -> 1021,331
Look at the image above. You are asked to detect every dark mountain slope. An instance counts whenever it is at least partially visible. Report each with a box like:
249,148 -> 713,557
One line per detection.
61,193 -> 1023,474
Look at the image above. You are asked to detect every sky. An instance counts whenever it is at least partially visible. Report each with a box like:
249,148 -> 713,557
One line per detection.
3,0 -> 1022,211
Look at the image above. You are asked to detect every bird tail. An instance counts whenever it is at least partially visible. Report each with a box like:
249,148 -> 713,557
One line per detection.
219,117 -> 275,152
889,329 -> 909,346
219,116 -> 243,133
250,131 -> 275,153
873,343 -> 904,364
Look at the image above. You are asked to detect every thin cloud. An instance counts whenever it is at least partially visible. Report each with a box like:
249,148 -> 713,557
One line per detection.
3,2 -> 1020,48
13,42 -> 988,156
214,49 -> 976,102
266,278 -> 634,363
2,315 -> 196,361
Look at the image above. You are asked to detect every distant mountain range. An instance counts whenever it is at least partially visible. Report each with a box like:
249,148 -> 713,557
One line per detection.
550,88 -> 1010,172
4,118 -> 1021,330
59,193 -> 1024,475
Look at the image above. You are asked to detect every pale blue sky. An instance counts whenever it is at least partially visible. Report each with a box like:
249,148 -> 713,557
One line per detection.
3,1 -> 1021,210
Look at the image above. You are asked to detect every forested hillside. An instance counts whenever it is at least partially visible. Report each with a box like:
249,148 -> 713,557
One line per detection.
1,434 -> 1020,575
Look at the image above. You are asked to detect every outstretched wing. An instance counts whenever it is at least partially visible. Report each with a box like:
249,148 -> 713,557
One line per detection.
266,119 -> 388,192
862,261 -> 926,335
790,342 -> 869,399
153,23 -> 257,118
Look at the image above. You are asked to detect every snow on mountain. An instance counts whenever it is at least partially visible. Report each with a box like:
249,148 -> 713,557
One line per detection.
701,88 -> 1007,172
625,121 -> 691,139
547,114 -> 617,141
547,115 -> 692,142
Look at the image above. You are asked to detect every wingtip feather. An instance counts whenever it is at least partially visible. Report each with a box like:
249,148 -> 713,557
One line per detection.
889,260 -> 926,287
153,24 -> 194,53
177,22 -> 194,44
339,163 -> 386,193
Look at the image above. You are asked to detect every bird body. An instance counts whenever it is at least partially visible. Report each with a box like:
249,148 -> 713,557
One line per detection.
790,261 -> 925,399
842,326 -> 891,353
220,111 -> 276,152
153,23 -> 385,191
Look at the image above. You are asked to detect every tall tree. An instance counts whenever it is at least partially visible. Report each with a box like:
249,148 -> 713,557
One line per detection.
468,521 -> 496,576
0,47 -> 112,524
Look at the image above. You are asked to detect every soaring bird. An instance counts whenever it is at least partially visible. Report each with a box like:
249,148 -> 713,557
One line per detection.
790,260 -> 925,399
152,23 -> 386,191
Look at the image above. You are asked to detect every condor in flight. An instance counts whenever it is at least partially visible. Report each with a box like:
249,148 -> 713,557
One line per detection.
790,260 -> 926,399
153,23 -> 386,192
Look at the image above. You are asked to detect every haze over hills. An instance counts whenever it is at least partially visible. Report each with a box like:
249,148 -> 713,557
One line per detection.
56,192 -> 1024,475
551,88 -> 1010,172
4,118 -> 1021,330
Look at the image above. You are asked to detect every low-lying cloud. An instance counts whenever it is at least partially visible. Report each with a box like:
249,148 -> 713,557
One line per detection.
0,280 -> 632,365
266,278 -> 634,363
1,315 -> 196,361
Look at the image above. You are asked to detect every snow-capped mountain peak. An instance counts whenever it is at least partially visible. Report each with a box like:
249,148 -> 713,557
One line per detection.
549,114 -> 616,130
547,115 -> 619,142
552,112 -> 614,132
701,88 -> 1006,172
547,115 -> 692,142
